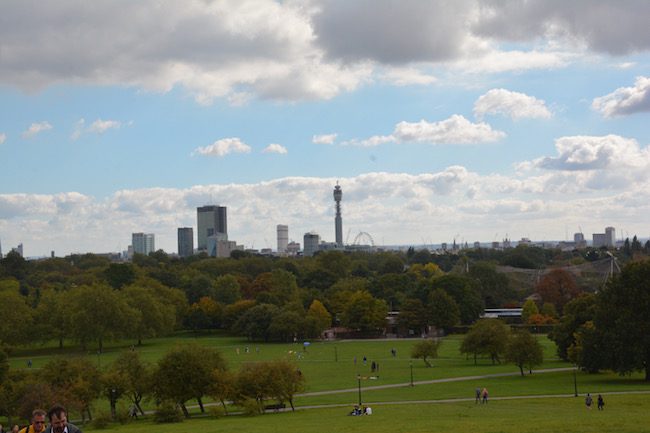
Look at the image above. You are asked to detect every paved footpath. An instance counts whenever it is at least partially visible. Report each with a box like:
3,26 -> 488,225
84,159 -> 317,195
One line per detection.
297,367 -> 575,397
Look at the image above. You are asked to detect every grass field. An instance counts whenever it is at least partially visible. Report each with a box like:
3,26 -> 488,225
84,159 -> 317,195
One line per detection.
5,332 -> 650,432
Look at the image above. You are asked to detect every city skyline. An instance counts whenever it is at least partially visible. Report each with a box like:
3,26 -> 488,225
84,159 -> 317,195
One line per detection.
1,1 -> 650,256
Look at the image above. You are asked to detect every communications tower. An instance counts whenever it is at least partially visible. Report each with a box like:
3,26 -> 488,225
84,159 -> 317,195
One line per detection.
333,183 -> 343,246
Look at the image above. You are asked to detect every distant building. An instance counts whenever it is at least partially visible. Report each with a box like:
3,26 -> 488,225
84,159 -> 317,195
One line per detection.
206,233 -> 228,257
197,205 -> 227,251
303,232 -> 320,257
574,232 -> 587,248
11,243 -> 24,257
287,241 -> 301,255
605,226 -> 616,248
473,241 -> 481,249
518,238 -> 532,246
593,233 -> 607,248
277,224 -> 288,253
333,183 -> 343,246
177,227 -> 194,258
491,241 -> 500,249
132,233 -> 155,256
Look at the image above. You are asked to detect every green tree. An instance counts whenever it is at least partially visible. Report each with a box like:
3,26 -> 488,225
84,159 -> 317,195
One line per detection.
521,299 -> 539,324
594,260 -> 650,380
207,369 -> 235,414
66,283 -> 139,351
233,303 -> 280,341
122,285 -> 176,345
568,321 -> 607,373
505,329 -> 544,376
268,310 -> 306,342
410,339 -> 440,367
427,288 -> 460,331
305,300 -> 332,337
460,319 -> 510,364
468,261 -> 513,308
103,263 -> 136,289
109,351 -> 151,415
548,294 -> 597,361
340,291 -> 388,334
153,344 -> 226,417
35,288 -> 71,349
397,299 -> 428,335
430,274 -> 483,325
213,275 -> 241,304
0,290 -> 33,347
40,357 -> 101,422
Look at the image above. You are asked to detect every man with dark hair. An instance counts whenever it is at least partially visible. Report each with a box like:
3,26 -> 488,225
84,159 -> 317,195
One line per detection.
18,409 -> 46,433
42,405 -> 81,433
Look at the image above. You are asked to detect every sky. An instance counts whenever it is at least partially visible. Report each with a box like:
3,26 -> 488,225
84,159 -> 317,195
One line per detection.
1,0 -> 650,257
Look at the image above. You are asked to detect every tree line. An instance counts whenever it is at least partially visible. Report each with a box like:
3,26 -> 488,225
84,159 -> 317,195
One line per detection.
0,344 -> 304,425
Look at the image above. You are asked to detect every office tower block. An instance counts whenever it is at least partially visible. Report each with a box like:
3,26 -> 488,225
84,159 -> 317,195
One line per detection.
132,233 -> 155,255
177,227 -> 194,258
197,205 -> 227,250
277,224 -> 288,253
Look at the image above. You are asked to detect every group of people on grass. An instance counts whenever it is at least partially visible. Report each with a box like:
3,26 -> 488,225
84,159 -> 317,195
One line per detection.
585,393 -> 605,410
0,405 -> 81,433
349,405 -> 372,416
475,387 -> 489,404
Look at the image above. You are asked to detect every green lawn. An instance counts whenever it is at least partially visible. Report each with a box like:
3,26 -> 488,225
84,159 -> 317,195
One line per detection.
6,332 -> 650,432
83,393 -> 650,433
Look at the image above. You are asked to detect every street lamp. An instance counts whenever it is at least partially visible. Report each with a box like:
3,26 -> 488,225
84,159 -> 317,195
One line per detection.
573,364 -> 578,397
357,374 -> 362,405
410,361 -> 414,387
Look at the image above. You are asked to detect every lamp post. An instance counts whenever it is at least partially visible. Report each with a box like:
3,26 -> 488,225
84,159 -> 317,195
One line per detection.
573,364 -> 578,397
357,374 -> 362,405
410,361 -> 414,387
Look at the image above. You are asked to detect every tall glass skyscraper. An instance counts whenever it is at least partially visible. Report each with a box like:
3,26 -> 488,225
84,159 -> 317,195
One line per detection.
197,205 -> 227,251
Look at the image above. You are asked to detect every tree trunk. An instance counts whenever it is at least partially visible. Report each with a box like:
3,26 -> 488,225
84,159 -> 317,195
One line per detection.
220,398 -> 229,415
110,397 -> 116,420
135,399 -> 145,416
473,353 -> 477,365
87,407 -> 93,421
519,365 -> 525,376
289,398 -> 295,411
98,337 -> 103,353
180,403 -> 190,418
138,337 -> 142,346
197,397 -> 205,413
59,337 -> 64,349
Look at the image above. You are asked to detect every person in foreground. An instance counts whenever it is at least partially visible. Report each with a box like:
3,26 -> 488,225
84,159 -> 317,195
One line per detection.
18,409 -> 47,433
42,405 -> 82,433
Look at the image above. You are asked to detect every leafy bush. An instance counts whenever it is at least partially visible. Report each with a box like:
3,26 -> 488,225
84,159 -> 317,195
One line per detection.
91,411 -> 112,429
153,401 -> 183,423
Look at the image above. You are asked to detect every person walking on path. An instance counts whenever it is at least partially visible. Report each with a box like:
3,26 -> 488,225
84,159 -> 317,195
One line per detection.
481,387 -> 489,404
475,387 -> 481,404
585,393 -> 593,410
597,394 -> 605,410
18,409 -> 46,433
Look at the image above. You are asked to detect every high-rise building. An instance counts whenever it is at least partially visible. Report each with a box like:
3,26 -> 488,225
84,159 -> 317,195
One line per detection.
197,205 -> 227,251
132,233 -> 155,256
277,224 -> 288,253
177,227 -> 194,258
605,226 -> 616,248
303,232 -> 320,257
592,233 -> 606,248
333,183 -> 343,246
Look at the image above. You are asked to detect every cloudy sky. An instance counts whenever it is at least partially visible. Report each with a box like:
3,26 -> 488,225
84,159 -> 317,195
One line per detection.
1,0 -> 650,256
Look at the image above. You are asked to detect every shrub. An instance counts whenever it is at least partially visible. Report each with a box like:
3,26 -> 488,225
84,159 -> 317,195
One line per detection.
91,411 -> 112,429
153,401 -> 184,423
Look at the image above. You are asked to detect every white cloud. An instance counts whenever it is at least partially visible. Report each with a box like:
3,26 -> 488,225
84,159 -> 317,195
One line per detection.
88,119 -> 121,133
21,121 -> 53,138
312,133 -> 338,145
193,137 -> 252,157
592,76 -> 650,117
0,133 -> 6,144
71,118 -> 122,140
380,67 -> 437,86
533,135 -> 647,171
474,88 -> 552,120
262,143 -> 288,154
348,115 -> 505,147
2,1 -> 646,104
5,165 -> 650,256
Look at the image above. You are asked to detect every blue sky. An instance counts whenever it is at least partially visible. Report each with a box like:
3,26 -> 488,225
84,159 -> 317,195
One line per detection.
1,0 -> 650,256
